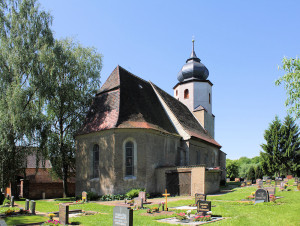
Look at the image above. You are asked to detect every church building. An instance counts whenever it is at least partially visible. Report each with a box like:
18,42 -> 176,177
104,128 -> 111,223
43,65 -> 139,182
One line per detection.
75,41 -> 226,196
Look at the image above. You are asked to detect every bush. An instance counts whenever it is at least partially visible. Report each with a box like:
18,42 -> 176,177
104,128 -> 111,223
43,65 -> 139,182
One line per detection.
87,191 -> 99,201
125,188 -> 145,200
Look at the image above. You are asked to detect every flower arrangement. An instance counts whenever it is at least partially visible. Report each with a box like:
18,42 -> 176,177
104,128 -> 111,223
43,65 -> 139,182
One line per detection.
48,213 -> 55,220
194,215 -> 212,222
151,207 -> 159,212
146,208 -> 152,214
297,184 -> 300,191
42,219 -> 61,225
19,209 -> 30,215
175,212 -> 187,221
5,209 -> 15,215
269,194 -> 276,202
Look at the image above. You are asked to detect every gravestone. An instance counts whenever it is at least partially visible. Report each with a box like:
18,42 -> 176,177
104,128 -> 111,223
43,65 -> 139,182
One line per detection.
235,178 -> 240,182
82,191 -> 87,202
0,193 -> 4,205
113,206 -> 133,226
265,187 -> 275,196
275,180 -> 281,187
286,175 -> 293,180
197,200 -> 211,215
226,178 -> 230,182
25,199 -> 30,211
255,189 -> 269,203
241,181 -> 246,187
10,196 -> 14,207
134,197 -> 143,209
263,176 -> 268,182
138,191 -> 146,203
280,182 -> 285,189
30,200 -> 36,214
295,177 -> 298,183
195,193 -> 206,204
59,203 -> 69,225
266,179 -> 272,186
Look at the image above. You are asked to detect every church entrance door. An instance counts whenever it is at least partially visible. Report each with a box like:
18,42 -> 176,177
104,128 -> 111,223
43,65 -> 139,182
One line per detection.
166,171 -> 191,196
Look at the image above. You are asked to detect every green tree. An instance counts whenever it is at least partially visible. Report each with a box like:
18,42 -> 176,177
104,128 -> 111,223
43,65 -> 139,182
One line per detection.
254,165 -> 263,179
281,115 -> 300,176
0,0 -> 53,194
226,159 -> 239,180
40,38 -> 102,197
276,57 -> 300,118
260,116 -> 283,177
247,165 -> 255,180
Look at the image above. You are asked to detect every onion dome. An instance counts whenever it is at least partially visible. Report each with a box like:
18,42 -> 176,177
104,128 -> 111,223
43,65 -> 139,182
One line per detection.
177,40 -> 209,82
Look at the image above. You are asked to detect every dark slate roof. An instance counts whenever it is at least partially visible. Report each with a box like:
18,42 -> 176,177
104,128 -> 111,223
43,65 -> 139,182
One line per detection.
77,65 -> 221,148
77,66 -> 177,135
151,83 -> 221,148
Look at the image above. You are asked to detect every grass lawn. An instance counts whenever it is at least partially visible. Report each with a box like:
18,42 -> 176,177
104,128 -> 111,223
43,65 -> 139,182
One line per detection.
4,215 -> 47,225
8,183 -> 300,225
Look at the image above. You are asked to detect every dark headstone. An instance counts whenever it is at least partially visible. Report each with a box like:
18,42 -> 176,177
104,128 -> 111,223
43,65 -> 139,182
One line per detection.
113,206 -> 133,226
255,189 -> 269,202
0,193 -> 4,205
195,193 -> 206,204
265,187 -> 275,196
197,200 -> 211,215
25,199 -> 30,211
10,196 -> 14,207
59,203 -> 69,225
134,197 -> 143,209
82,191 -> 87,202
138,191 -> 146,203
30,200 -> 36,214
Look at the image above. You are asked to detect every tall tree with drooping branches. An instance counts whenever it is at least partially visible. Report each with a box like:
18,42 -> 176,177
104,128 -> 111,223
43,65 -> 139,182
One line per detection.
0,0 -> 53,194
39,38 -> 102,197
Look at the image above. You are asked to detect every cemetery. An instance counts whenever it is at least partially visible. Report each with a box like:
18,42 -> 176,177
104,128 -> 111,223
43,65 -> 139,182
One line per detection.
0,178 -> 299,225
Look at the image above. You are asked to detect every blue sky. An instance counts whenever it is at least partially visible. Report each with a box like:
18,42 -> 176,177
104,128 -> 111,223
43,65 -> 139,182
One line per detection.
39,0 -> 299,160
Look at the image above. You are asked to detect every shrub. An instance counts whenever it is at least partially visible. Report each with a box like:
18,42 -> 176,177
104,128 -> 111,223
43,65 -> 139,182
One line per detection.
125,188 -> 145,200
87,191 -> 99,201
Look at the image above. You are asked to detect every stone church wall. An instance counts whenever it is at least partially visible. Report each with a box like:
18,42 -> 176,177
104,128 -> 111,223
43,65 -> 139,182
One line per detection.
113,129 -> 180,194
75,130 -> 116,196
188,139 -> 220,167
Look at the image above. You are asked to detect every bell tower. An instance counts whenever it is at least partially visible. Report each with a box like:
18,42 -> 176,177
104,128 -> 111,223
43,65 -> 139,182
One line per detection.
174,40 -> 215,138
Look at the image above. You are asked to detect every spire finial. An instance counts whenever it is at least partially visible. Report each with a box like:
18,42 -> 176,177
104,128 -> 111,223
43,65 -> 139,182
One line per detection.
192,35 -> 195,52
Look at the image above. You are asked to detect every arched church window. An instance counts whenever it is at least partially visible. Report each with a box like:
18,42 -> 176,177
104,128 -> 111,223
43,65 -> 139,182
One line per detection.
209,93 -> 211,104
93,144 -> 99,178
125,141 -> 134,176
184,89 -> 189,99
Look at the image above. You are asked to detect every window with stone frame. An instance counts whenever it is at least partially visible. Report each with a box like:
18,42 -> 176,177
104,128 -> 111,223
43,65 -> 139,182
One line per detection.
184,89 -> 189,99
125,141 -> 134,176
93,144 -> 99,178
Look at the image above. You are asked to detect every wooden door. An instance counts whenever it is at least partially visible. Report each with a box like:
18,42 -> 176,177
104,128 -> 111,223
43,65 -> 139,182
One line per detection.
178,172 -> 191,196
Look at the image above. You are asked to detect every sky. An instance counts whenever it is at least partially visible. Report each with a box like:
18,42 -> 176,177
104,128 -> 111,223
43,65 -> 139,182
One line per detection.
39,0 -> 299,160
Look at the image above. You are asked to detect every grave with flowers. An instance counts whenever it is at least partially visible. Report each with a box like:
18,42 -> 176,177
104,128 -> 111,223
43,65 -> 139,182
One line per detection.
156,199 -> 225,225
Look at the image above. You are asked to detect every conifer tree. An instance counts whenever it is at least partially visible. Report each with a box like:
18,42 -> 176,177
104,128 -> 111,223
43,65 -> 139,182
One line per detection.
260,116 -> 283,176
281,115 -> 300,176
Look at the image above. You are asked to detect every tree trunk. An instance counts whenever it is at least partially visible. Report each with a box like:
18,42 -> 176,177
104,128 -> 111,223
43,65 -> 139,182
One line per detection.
62,163 -> 68,198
